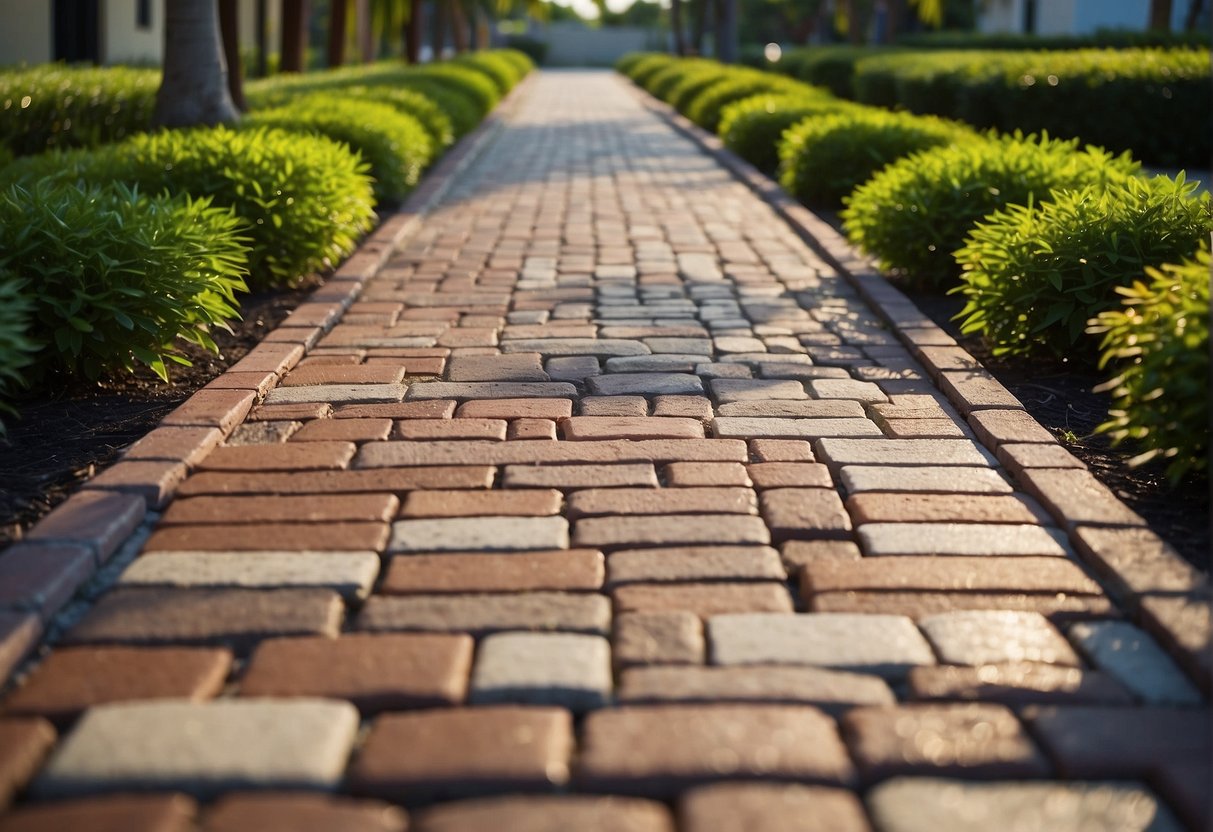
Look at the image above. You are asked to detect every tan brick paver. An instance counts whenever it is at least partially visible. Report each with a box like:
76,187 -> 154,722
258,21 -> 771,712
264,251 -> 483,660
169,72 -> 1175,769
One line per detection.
1,70 -> 1207,831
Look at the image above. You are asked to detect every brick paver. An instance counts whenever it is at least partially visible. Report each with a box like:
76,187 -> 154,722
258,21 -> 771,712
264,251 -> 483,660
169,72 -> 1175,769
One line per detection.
1,69 -> 1207,830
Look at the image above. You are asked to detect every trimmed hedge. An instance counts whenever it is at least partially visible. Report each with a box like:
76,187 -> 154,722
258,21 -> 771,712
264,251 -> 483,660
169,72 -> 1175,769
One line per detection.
955,174 -> 1211,359
719,93 -> 857,174
851,48 -> 1211,167
452,52 -> 522,94
780,109 -> 975,207
0,181 -> 247,382
775,46 -> 898,98
842,132 -> 1139,288
4,126 -> 376,289
685,73 -> 810,132
407,64 -> 500,117
394,77 -> 481,137
0,273 -> 36,427
247,94 -> 432,202
0,65 -> 159,155
1089,244 -> 1210,480
343,86 -> 455,152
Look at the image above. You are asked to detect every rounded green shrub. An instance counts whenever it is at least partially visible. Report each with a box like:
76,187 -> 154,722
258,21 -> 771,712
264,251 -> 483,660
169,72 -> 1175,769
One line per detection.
645,59 -> 720,101
667,66 -> 733,111
343,86 -> 455,152
247,94 -> 432,201
407,65 -> 500,117
0,65 -> 159,155
0,181 -> 247,382
841,132 -> 1140,288
452,52 -> 520,94
1088,244 -> 1210,481
0,274 -> 36,430
494,48 -> 535,78
628,54 -> 678,86
954,175 -> 1211,359
780,109 -> 974,207
395,77 -> 481,137
719,93 -> 858,174
685,73 -> 806,131
616,52 -> 660,76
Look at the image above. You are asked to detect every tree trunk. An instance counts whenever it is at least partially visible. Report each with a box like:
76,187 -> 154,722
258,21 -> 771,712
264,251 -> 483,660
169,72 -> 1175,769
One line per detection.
1185,0 -> 1205,29
431,0 -> 447,60
690,0 -> 707,55
714,0 -> 737,62
846,0 -> 865,43
254,0 -> 268,76
405,0 -> 423,63
217,0 -> 245,109
1149,0 -> 1173,29
670,0 -> 686,55
328,0 -> 348,67
356,0 -> 374,61
153,0 -> 241,128
281,0 -> 308,72
450,0 -> 468,53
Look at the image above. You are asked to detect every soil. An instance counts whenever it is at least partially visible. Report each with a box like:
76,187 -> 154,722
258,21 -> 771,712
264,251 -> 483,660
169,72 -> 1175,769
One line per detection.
911,290 -> 1210,573
0,281 -> 318,548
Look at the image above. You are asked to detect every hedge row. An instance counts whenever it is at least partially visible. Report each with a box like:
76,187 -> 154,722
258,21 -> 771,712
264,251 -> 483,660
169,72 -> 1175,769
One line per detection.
617,53 -> 1210,478
0,51 -> 532,422
850,48 -> 1210,167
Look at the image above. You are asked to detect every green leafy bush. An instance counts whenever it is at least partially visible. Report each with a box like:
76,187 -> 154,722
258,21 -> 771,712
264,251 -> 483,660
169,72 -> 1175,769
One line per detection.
342,86 -> 454,152
0,65 -> 159,155
646,59 -> 722,102
627,53 -> 678,86
452,52 -> 521,94
0,181 -> 247,382
247,94 -> 432,201
6,125 -> 375,289
407,64 -> 500,117
776,46 -> 899,98
494,48 -> 536,78
954,175 -> 1211,359
780,109 -> 974,207
394,77 -> 481,137
685,72 -> 808,131
849,48 -> 1211,167
0,274 -> 36,429
897,29 -> 1211,51
616,52 -> 661,76
1088,244 -> 1210,481
842,132 -> 1139,288
719,93 -> 860,174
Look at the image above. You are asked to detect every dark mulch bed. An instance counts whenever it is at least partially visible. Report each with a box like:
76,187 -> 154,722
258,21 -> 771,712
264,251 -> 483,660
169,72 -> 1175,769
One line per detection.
911,291 -> 1210,574
0,282 -> 318,547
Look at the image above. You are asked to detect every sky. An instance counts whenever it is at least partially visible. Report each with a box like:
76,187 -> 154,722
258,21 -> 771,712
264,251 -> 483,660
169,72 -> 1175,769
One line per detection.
547,0 -> 646,22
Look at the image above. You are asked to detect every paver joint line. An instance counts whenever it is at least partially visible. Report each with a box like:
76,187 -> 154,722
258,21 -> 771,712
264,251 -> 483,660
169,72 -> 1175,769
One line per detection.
0,69 -> 1206,830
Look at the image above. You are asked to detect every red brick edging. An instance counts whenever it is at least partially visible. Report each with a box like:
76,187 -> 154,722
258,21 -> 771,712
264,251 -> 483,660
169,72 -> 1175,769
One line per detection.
0,75 -> 536,685
626,83 -> 1212,695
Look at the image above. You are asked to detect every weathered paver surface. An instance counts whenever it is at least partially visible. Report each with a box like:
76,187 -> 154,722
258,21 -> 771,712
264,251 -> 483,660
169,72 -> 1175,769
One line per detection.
0,71 -> 1208,830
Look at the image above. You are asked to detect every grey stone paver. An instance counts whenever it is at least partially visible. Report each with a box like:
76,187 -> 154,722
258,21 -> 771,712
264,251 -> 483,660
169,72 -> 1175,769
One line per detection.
708,613 -> 935,678
5,68 -> 1205,822
36,699 -> 359,798
470,632 -> 613,711
1067,620 -> 1202,705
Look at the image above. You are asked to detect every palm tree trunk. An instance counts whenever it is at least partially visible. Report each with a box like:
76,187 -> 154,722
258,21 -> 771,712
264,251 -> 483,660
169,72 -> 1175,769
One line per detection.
670,0 -> 686,55
217,0 -> 245,109
405,0 -> 423,63
356,0 -> 374,61
254,0 -> 268,76
691,0 -> 707,55
281,0 -> 309,72
714,0 -> 736,62
1185,0 -> 1205,29
153,0 -> 241,128
1149,0 -> 1173,29
328,0 -> 348,67
450,0 -> 469,53
431,0 -> 447,60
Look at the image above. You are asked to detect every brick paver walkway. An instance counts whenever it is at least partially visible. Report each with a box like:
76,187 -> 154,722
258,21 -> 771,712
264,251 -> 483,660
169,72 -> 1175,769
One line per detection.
1,71 -> 1208,830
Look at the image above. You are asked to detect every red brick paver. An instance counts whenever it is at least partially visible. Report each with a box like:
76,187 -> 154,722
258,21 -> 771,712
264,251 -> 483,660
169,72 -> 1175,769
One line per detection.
0,69 -> 1206,831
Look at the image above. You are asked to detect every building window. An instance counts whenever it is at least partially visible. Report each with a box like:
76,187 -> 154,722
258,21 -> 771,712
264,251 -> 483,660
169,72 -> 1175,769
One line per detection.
136,0 -> 152,29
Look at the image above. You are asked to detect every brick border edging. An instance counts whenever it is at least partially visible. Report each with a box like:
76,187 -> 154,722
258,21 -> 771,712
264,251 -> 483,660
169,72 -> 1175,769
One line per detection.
625,80 -> 1212,695
0,73 -> 536,685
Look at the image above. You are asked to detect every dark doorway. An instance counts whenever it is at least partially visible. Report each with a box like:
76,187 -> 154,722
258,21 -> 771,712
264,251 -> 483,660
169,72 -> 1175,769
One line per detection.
53,0 -> 101,64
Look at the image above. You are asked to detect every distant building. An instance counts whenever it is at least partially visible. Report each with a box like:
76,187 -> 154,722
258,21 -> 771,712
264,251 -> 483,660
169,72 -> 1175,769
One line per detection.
0,0 -> 278,68
978,0 -> 1206,35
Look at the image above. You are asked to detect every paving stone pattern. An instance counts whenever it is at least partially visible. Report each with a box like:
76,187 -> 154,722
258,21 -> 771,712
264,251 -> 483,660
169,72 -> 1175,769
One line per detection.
0,71 -> 1207,830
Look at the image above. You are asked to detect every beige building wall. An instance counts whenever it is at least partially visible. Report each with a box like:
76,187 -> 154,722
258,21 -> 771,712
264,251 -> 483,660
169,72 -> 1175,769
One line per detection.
0,0 -> 53,67
102,0 -> 164,64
